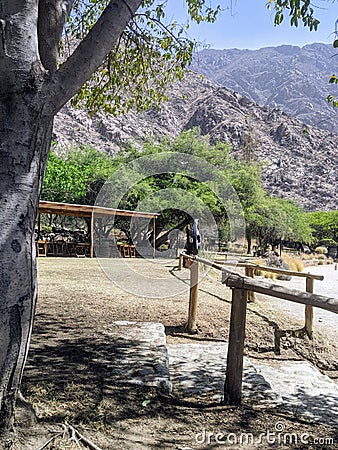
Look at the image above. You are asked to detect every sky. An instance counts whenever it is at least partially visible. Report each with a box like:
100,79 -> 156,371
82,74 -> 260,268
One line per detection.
165,0 -> 337,49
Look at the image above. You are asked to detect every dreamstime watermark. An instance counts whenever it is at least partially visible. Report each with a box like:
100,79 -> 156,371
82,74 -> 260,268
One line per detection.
94,151 -> 246,298
194,422 -> 335,447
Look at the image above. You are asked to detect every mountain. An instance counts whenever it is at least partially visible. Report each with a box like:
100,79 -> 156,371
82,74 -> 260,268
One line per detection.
54,71 -> 338,212
191,43 -> 338,133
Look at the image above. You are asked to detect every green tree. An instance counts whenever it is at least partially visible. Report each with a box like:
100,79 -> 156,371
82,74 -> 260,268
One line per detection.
248,196 -> 312,250
306,211 -> 338,245
42,145 -> 118,203
41,151 -> 88,203
110,129 -> 234,247
0,0 -> 331,431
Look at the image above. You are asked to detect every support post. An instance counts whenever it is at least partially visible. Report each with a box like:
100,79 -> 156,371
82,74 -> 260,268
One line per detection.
37,213 -> 41,240
245,266 -> 255,302
305,277 -> 314,339
153,217 -> 156,258
90,211 -> 94,258
178,253 -> 183,270
187,260 -> 199,333
224,287 -> 248,405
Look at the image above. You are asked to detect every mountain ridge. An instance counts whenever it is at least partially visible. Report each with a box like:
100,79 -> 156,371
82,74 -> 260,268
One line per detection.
191,43 -> 337,133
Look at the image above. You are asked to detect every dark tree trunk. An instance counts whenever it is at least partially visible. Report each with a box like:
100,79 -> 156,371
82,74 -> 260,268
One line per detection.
247,236 -> 252,255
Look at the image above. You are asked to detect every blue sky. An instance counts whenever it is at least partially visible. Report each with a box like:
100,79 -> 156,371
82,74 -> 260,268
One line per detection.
165,0 -> 337,49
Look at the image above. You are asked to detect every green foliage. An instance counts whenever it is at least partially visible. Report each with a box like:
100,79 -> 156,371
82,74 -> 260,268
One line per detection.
42,130 -> 315,248
267,0 -> 320,30
246,195 -> 313,248
41,151 -> 88,203
111,130 -> 234,240
66,1 -> 221,115
111,129 -> 312,247
41,145 -> 117,204
306,210 -> 338,245
327,75 -> 338,107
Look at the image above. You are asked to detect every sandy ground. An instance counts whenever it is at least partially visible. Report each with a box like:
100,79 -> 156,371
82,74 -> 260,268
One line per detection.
2,257 -> 338,449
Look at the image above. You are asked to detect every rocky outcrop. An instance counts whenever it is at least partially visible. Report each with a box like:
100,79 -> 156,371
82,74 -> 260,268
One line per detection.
54,71 -> 338,212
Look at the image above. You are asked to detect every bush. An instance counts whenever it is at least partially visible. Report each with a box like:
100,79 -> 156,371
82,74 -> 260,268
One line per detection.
317,254 -> 327,260
265,254 -> 291,280
283,256 -> 304,272
261,270 -> 277,280
315,246 -> 328,254
301,253 -> 316,261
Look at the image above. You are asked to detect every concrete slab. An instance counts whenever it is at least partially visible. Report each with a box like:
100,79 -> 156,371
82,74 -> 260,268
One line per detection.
102,321 -> 171,392
168,343 -> 338,426
167,343 -> 277,403
98,323 -> 338,426
255,360 -> 338,426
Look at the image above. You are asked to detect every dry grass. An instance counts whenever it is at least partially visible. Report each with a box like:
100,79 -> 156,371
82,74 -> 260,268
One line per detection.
283,256 -> 304,272
315,246 -> 328,255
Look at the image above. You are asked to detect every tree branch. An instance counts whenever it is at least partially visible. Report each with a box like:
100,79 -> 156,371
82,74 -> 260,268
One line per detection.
38,0 -> 74,74
43,0 -> 142,115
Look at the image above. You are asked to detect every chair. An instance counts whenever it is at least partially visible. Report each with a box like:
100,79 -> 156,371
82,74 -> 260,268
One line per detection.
36,240 -> 48,257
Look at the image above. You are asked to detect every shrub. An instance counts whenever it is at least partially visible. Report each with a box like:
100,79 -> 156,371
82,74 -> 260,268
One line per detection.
255,268 -> 277,279
283,256 -> 304,272
315,246 -> 328,254
317,254 -> 326,260
301,253 -> 315,261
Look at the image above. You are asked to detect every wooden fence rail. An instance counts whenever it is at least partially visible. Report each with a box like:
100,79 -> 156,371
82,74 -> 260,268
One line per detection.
178,252 -> 337,405
179,253 -> 324,338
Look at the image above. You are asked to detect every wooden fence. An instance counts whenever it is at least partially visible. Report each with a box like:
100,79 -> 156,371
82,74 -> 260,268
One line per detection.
179,254 -> 324,337
178,253 -> 337,405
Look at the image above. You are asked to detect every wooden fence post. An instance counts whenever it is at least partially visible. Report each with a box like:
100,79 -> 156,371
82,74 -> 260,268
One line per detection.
224,287 -> 248,405
245,266 -> 255,302
187,260 -> 199,333
305,277 -> 314,339
178,253 -> 183,270
90,211 -> 94,258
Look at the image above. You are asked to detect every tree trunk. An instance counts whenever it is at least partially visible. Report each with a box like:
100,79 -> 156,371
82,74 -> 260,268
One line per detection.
0,0 -> 142,433
154,218 -> 191,249
246,235 -> 252,255
0,96 -> 52,431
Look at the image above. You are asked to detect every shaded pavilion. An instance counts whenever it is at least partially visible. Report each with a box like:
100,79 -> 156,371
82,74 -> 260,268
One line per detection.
37,200 -> 159,258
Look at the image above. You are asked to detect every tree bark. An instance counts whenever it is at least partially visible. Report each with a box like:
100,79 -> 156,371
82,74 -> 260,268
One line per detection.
0,97 -> 53,430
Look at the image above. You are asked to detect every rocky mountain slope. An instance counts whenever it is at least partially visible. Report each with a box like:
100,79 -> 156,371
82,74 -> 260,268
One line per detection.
191,43 -> 338,133
54,72 -> 338,211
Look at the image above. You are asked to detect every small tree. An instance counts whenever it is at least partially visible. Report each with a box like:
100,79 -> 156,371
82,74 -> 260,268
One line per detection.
248,196 -> 313,250
306,211 -> 338,245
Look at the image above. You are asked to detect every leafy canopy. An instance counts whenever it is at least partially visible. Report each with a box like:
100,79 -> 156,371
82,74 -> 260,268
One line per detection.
42,129 -> 314,247
306,211 -> 338,245
41,145 -> 118,204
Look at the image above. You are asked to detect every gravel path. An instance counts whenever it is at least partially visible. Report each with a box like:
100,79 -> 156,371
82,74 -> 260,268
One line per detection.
256,264 -> 338,338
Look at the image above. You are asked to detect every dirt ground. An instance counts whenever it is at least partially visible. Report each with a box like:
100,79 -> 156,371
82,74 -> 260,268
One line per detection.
2,257 -> 338,449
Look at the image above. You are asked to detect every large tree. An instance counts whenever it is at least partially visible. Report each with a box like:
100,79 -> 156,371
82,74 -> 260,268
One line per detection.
0,0 -> 329,432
